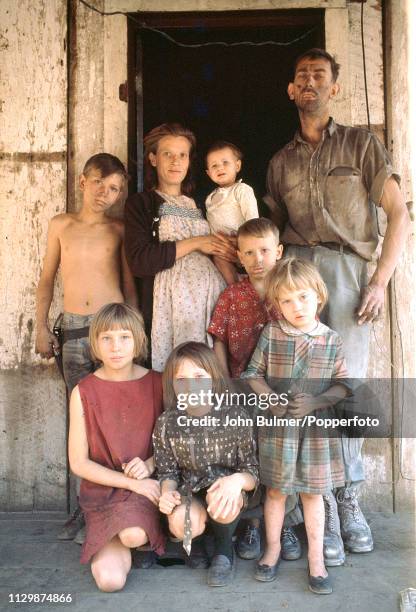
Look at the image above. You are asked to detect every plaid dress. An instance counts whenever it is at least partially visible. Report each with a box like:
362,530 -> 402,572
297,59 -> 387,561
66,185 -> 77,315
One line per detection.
242,319 -> 348,494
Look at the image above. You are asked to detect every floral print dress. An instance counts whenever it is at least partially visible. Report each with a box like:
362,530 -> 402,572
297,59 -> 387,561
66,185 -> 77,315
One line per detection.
151,192 -> 226,371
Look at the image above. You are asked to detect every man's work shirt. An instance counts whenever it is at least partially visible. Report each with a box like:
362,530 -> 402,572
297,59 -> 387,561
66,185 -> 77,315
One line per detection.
264,118 -> 400,261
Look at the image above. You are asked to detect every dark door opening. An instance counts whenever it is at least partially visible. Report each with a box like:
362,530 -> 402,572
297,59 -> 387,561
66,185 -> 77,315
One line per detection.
127,10 -> 324,211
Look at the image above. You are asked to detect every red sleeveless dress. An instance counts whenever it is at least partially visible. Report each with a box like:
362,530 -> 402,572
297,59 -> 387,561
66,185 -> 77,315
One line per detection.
77,370 -> 166,563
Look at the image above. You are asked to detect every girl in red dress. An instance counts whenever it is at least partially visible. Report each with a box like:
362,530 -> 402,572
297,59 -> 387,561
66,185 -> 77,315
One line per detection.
68,303 -> 165,592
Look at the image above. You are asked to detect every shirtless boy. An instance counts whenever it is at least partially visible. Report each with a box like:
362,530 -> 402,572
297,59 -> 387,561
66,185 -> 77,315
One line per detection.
35,153 -> 137,539
36,153 -> 137,389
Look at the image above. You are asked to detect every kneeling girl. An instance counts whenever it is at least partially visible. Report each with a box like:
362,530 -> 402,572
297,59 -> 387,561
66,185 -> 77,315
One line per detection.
68,303 -> 165,592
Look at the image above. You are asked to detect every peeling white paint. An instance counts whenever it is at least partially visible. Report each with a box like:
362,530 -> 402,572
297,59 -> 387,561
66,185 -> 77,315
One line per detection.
0,1 -> 67,509
1,0 -> 414,511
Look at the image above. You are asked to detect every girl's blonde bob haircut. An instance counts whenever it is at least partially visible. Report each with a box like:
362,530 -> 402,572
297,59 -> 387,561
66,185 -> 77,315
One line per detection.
266,257 -> 328,314
89,303 -> 148,362
162,341 -> 227,411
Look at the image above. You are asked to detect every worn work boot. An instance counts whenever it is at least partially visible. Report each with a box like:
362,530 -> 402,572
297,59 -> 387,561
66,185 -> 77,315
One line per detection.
336,487 -> 374,553
57,506 -> 85,541
236,522 -> 261,560
281,527 -> 301,561
323,492 -> 345,566
207,552 -> 235,587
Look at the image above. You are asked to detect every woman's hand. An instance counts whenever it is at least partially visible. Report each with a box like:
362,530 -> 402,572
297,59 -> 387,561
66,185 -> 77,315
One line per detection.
207,474 -> 243,520
122,457 -> 151,480
159,490 -> 182,515
129,478 -> 161,506
197,234 -> 237,262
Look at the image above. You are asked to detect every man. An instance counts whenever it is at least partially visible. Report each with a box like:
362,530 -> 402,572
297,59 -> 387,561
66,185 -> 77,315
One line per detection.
264,48 -> 410,565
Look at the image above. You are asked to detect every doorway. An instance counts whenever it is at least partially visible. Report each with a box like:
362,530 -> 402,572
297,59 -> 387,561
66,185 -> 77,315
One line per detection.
127,10 -> 325,211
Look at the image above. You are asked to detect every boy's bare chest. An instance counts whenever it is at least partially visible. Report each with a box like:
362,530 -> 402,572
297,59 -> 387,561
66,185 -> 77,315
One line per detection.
60,224 -> 120,261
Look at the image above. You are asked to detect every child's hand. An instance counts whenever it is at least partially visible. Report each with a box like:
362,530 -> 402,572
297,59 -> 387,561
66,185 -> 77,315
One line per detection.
122,457 -> 151,480
206,475 -> 242,520
159,490 -> 182,515
287,393 -> 327,418
269,404 -> 288,418
130,478 -> 161,506
35,328 -> 59,359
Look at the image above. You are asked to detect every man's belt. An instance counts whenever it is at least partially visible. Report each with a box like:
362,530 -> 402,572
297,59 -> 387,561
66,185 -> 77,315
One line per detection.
314,242 -> 357,256
62,326 -> 90,344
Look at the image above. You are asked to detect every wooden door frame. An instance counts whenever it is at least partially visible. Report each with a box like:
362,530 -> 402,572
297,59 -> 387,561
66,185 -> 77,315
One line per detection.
126,9 -> 325,192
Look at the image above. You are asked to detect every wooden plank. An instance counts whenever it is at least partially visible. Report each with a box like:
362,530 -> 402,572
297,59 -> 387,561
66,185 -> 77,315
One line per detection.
383,0 -> 416,512
107,1 -> 347,11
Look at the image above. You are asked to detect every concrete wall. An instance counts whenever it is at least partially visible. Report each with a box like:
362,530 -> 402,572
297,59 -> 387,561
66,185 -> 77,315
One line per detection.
0,1 -> 68,510
1,0 -> 414,510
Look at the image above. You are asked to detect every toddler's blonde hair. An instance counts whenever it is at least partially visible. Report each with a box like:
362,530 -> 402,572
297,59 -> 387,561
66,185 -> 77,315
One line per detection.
266,257 -> 328,314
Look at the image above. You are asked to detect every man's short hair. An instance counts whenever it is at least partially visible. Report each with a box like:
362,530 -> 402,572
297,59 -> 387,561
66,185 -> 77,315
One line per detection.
205,141 -> 243,166
83,153 -> 128,180
294,48 -> 340,83
237,218 -> 280,247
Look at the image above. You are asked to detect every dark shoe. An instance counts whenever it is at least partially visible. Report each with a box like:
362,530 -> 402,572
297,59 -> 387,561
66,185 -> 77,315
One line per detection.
74,525 -> 86,545
207,553 -> 235,587
254,555 -> 281,582
308,568 -> 333,595
281,527 -> 301,561
185,538 -> 210,569
323,492 -> 345,566
57,507 -> 84,541
337,487 -> 374,553
236,523 -> 261,560
132,550 -> 156,569
186,552 -> 210,569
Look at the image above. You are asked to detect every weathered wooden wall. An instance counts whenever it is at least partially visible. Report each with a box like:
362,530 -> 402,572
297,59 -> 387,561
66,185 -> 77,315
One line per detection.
384,0 -> 416,511
0,1 -> 68,510
1,0 -> 414,510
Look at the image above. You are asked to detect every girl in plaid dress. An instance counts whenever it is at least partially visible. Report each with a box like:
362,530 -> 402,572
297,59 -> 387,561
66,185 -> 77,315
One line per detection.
242,258 -> 349,594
